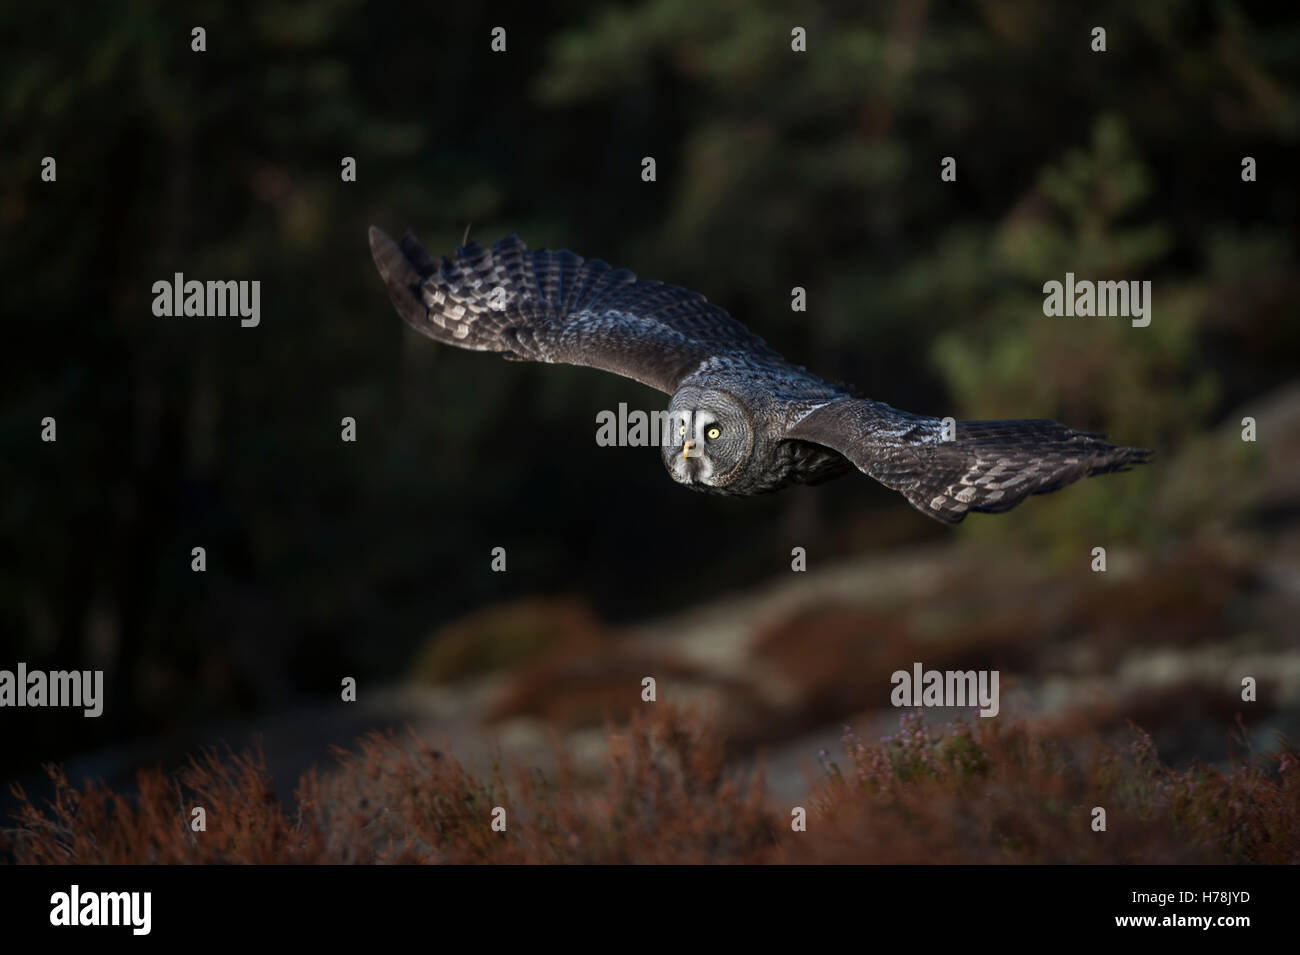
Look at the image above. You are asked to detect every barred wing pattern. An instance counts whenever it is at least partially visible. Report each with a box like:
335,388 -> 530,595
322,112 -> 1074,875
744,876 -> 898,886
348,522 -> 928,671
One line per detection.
786,398 -> 1151,523
368,228 -> 792,395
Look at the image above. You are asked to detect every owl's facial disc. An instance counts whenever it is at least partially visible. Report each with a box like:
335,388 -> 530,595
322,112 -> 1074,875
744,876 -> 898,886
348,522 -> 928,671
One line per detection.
661,390 -> 751,489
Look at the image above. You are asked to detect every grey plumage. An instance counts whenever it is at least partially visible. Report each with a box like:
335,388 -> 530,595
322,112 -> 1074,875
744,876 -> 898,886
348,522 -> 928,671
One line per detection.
369,228 -> 1150,522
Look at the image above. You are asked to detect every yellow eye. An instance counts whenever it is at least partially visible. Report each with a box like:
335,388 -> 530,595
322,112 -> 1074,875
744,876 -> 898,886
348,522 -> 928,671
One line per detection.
679,425 -> 687,436
707,427 -> 720,440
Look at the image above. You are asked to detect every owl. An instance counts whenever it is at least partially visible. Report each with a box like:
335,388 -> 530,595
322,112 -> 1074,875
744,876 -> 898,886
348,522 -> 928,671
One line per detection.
369,228 -> 1149,523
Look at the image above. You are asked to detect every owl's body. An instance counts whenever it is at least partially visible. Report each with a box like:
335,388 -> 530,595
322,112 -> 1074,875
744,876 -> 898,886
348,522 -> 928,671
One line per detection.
369,228 -> 1149,522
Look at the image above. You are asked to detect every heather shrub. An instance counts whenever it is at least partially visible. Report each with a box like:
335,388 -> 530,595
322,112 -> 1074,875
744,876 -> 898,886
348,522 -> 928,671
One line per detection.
5,708 -> 1295,864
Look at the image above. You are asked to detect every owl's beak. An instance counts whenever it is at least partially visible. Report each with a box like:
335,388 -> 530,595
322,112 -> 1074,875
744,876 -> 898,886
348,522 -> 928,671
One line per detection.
682,440 -> 695,460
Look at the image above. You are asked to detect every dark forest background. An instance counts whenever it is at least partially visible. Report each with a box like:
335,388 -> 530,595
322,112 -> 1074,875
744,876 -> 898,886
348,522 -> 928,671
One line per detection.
1,1 -> 1297,789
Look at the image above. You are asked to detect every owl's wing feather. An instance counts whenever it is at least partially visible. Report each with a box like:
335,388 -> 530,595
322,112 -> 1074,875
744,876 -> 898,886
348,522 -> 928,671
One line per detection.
370,228 -> 793,395
785,398 -> 1151,523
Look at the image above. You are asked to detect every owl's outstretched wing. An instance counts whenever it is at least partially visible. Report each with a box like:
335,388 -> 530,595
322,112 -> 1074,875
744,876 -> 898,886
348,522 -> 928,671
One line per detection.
369,228 -> 799,395
785,398 -> 1151,523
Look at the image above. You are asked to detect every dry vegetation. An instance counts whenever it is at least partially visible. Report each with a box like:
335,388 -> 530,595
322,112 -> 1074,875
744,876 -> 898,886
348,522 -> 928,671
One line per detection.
4,707 -> 1295,864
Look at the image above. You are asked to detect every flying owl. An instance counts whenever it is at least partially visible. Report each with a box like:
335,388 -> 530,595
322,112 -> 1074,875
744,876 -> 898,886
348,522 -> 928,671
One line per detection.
369,228 -> 1149,523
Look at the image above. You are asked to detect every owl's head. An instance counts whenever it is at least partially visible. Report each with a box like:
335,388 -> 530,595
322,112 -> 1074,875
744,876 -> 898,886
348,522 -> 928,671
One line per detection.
661,388 -> 755,489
